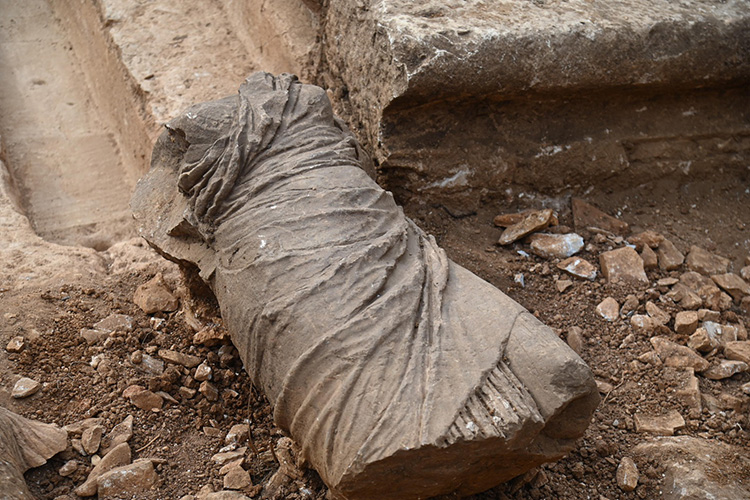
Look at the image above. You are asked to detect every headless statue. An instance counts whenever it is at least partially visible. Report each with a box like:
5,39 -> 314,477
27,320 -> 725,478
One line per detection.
132,72 -> 599,499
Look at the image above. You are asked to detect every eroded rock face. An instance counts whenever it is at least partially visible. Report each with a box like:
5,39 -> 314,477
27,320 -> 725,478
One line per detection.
131,72 -> 599,499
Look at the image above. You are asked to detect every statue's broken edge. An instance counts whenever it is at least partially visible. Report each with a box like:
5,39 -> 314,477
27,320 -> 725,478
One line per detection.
131,72 -> 599,500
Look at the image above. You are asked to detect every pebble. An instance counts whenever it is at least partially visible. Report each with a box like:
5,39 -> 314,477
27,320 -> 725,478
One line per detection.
12,376 -> 41,398
742,382 -> 750,395
96,459 -> 157,498
200,381 -> 220,402
674,311 -> 699,335
159,349 -> 202,368
498,209 -> 557,245
697,309 -> 721,322
566,327 -> 585,355
493,211 -> 530,227
703,321 -> 737,346
528,233 -> 584,259
688,328 -> 717,353
82,424 -> 104,455
139,354 -> 165,375
64,417 -> 104,435
6,336 -> 25,353
556,279 -> 573,293
596,297 -> 619,322
637,351 -> 662,365
194,362 -> 213,382
599,247 -> 648,285
595,379 -> 614,394
124,385 -> 163,411
680,271 -> 714,292
634,410 -> 685,435
180,386 -> 197,400
630,315 -> 655,334
557,257 -> 597,281
619,295 -> 639,318
628,230 -> 664,250
59,460 -> 78,477
571,198 -> 629,235
225,424 -> 250,445
223,464 -> 252,490
657,239 -> 684,271
133,273 -> 179,314
211,448 -> 247,465
80,328 -> 107,345
701,286 -> 733,311
741,266 -> 750,282
101,415 -> 133,455
193,327 -> 231,347
686,246 -> 729,276
640,245 -> 658,269
710,273 -> 750,301
724,341 -> 750,364
75,443 -> 132,496
616,457 -> 639,492
657,277 -> 679,287
645,301 -> 670,326
741,296 -> 750,315
650,336 -> 709,371
668,283 -> 703,310
671,368 -> 701,416
93,314 -> 133,334
701,360 -> 748,380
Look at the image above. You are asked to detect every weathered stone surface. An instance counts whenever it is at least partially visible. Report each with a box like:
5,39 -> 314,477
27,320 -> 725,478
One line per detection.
132,74 -> 600,499
650,337 -> 709,372
686,246 -> 729,276
493,211 -> 530,227
6,335 -> 25,352
571,198 -> 629,236
566,327 -> 584,355
679,271 -> 714,293
687,328 -> 717,353
195,361 -> 212,382
673,311 -> 698,336
711,273 -> 750,301
225,424 -> 250,446
223,464 -> 252,490
633,437 -> 750,500
619,295 -> 639,318
725,341 -> 750,364
701,285 -> 733,311
101,415 -> 133,456
59,460 -> 78,477
93,314 -> 133,334
630,315 -> 654,335
212,448 -> 247,466
12,377 -> 40,398
159,349 -> 202,368
81,425 -> 104,455
634,411 -> 685,436
133,272 -> 179,313
557,257 -> 598,280
628,230 -> 664,251
528,233 -> 583,259
596,297 -> 619,322
670,368 -> 701,416
497,209 -> 556,245
124,385 -> 163,411
741,265 -> 750,282
703,321 -> 737,346
599,247 -> 648,285
701,360 -> 748,380
0,407 -> 68,500
657,239 -> 684,271
193,327 -> 231,346
616,457 -> 639,492
556,279 -> 573,293
668,283 -> 702,310
96,459 -> 157,498
75,443 -> 132,497
199,381 -> 220,402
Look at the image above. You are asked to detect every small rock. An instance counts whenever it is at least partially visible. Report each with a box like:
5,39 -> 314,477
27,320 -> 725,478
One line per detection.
631,315 -> 655,334
671,368 -> 701,416
645,301 -> 670,326
80,328 -> 107,345
96,459 -> 157,498
133,273 -> 179,314
75,443 -> 132,496
139,354 -> 165,375
223,464 -> 252,490
616,457 -> 639,492
556,279 -> 573,293
557,257 -> 597,280
657,277 -> 679,287
159,349 -> 202,368
493,211 -> 531,227
225,424 -> 250,445
668,283 -> 703,310
572,198 -> 629,235
697,309 -> 721,322
634,410 -> 685,435
599,247 -> 648,285
59,460 -> 78,477
566,327 -> 584,355
711,273 -> 750,301
701,360 -> 748,380
725,341 -> 750,363
680,271 -> 714,292
498,209 -> 557,245
628,230 -> 664,250
193,327 -> 231,347
650,336 -> 709,371
220,458 -> 245,475
703,321 -> 738,346
179,386 -> 197,400
638,351 -> 662,365
194,361 -> 212,382
82,425 -> 104,455
596,297 -> 619,322
674,311 -> 699,335
640,245 -> 658,269
528,233 -> 584,259
595,379 -> 614,394
701,285 -> 733,311
688,328 -> 718,353
658,239 -> 684,271
101,415 -> 133,455
124,385 -> 163,411
742,382 -> 750,395
620,294 -> 639,318
64,418 -> 104,436
741,296 -> 750,315
93,314 -> 133,334
12,377 -> 41,398
6,336 -> 25,353
741,266 -> 750,282
199,381 -> 220,402
686,246 -> 729,276
211,448 -> 247,465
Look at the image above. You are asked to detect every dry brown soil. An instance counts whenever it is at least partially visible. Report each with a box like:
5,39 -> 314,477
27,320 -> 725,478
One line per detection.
0,1 -> 748,499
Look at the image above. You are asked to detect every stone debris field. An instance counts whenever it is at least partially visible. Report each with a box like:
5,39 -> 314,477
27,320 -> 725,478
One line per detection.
0,0 -> 749,499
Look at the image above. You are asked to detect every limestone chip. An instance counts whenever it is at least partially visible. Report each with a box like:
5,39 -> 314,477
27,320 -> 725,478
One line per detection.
596,297 -> 619,322
497,209 -> 557,245
557,256 -> 598,280
724,341 -> 750,363
674,311 -> 698,335
686,246 -> 729,276
599,247 -> 648,285
528,232 -> 583,259
571,198 -> 629,236
616,457 -> 639,492
710,273 -> 750,301
634,410 -> 685,436
657,239 -> 684,271
133,272 -> 179,313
